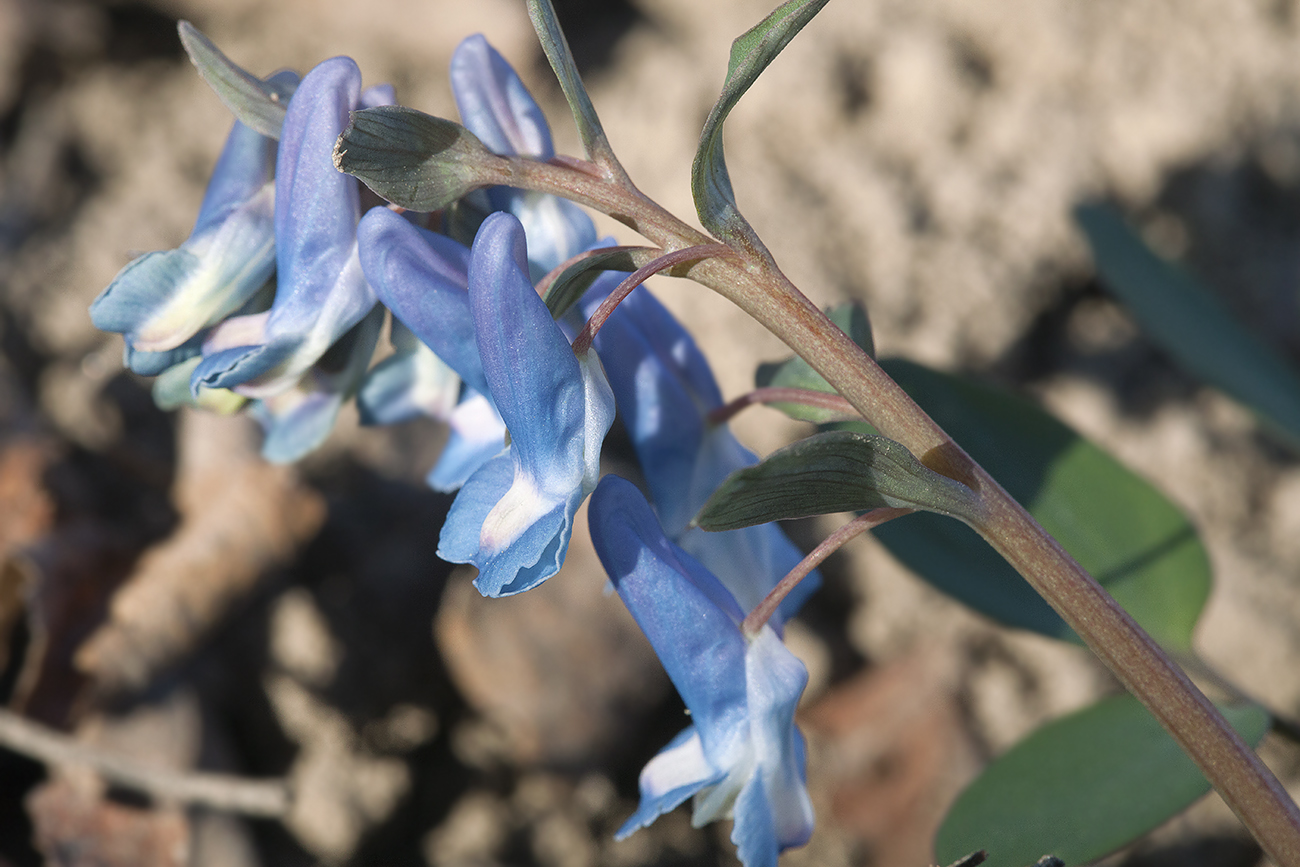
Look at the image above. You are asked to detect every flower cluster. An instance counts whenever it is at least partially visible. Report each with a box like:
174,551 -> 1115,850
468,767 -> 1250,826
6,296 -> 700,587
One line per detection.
90,33 -> 816,866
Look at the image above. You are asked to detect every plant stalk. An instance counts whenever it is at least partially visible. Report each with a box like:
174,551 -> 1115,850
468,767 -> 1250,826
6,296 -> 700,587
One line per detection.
498,156 -> 1300,864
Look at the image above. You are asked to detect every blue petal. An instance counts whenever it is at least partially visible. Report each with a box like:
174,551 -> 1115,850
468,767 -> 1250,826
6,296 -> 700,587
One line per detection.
91,121 -> 277,354
192,120 -> 277,237
252,304 -> 384,462
743,628 -> 814,853
426,392 -> 507,492
731,773 -> 780,867
587,476 -> 750,756
617,726 -> 723,839
205,57 -> 375,395
584,285 -> 821,619
356,207 -> 486,395
123,332 -> 204,376
356,320 -> 461,426
450,35 -> 553,159
504,190 -> 598,281
436,213 -> 613,596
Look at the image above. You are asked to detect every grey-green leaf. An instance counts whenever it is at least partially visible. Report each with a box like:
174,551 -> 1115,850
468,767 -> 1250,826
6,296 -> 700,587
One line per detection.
178,22 -> 293,139
333,106 -> 507,211
542,247 -> 659,318
934,695 -> 1271,867
525,0 -> 623,175
867,359 -> 1211,651
694,430 -> 981,531
756,303 -> 873,422
1076,203 -> 1300,452
692,0 -> 830,241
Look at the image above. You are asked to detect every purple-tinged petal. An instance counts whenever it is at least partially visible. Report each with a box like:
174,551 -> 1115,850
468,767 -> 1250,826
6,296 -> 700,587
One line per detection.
196,57 -> 376,395
450,35 -> 552,159
357,206 -> 487,395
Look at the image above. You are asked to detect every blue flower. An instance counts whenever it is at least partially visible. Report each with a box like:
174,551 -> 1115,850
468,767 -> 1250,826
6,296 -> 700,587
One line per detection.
356,205 -> 509,492
436,212 -> 614,597
450,34 -> 596,279
582,285 -> 819,625
588,476 -> 814,867
191,58 -> 389,398
89,70 -> 292,366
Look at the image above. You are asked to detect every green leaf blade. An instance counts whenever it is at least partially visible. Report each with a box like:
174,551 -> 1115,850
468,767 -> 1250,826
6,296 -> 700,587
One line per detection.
756,303 -> 873,421
1077,203 -> 1300,451
934,695 -> 1271,867
333,106 -> 507,211
868,359 -> 1211,652
692,0 -> 830,240
694,430 -> 981,531
178,22 -> 292,139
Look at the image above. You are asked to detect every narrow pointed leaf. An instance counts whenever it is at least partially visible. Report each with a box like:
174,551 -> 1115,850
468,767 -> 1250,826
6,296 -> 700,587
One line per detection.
934,694 -> 1271,867
755,303 -> 873,422
693,0 -> 829,240
694,430 -> 981,531
868,359 -> 1212,651
334,106 -> 508,210
178,22 -> 294,139
1077,203 -> 1300,451
542,246 -> 659,317
525,0 -> 622,172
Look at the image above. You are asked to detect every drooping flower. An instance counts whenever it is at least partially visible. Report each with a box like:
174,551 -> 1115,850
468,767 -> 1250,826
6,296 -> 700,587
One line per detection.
89,73 -> 298,366
588,475 -> 814,867
436,212 -> 614,597
191,57 -> 389,398
581,284 -> 819,625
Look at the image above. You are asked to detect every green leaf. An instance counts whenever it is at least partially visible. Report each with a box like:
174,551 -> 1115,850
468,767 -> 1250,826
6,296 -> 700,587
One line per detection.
525,0 -> 622,173
756,303 -> 873,422
333,106 -> 508,211
541,246 -> 659,318
693,0 -> 830,241
1076,204 -> 1300,452
934,695 -> 1271,867
694,430 -> 981,531
867,359 -> 1212,651
177,22 -> 294,139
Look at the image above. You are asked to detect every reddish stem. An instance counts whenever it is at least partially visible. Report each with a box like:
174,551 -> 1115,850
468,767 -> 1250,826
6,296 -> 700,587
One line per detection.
708,387 -> 859,426
572,244 -> 732,356
741,507 -> 911,637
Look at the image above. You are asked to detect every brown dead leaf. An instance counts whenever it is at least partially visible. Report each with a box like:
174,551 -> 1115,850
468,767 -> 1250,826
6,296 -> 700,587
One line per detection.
0,436 -> 59,673
800,646 -> 981,867
27,774 -> 190,867
74,411 -> 325,696
10,523 -> 137,726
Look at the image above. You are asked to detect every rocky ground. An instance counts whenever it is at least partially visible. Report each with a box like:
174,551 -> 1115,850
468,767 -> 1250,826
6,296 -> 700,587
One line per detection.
0,0 -> 1299,865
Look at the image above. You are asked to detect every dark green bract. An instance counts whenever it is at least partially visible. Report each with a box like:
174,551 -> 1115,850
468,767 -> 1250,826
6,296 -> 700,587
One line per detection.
178,22 -> 295,139
694,430 -> 981,530
334,106 -> 504,211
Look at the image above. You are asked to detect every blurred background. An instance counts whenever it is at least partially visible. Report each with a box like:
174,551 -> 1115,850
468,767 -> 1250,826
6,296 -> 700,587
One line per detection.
1,0 -> 1299,864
